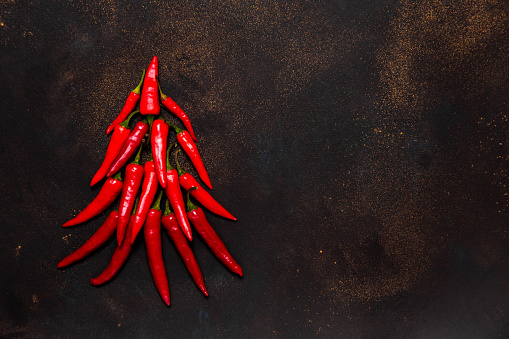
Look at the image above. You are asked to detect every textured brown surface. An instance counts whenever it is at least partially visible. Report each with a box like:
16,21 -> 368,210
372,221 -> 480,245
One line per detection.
1,0 -> 509,337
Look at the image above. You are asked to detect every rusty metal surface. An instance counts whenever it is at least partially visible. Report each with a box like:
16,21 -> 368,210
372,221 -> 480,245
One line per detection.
1,0 -> 509,337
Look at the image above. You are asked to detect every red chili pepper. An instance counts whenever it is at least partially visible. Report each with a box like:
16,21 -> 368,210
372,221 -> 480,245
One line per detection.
164,144 -> 192,241
58,210 -> 118,268
158,84 -> 197,141
106,119 -> 149,177
151,118 -> 169,188
185,189 -> 243,276
144,190 -> 170,306
63,172 -> 123,227
175,150 -> 236,220
162,200 -> 208,296
140,56 -> 160,115
168,122 -> 213,190
90,198 -> 138,285
91,111 -> 138,186
131,158 -> 158,243
106,71 -> 145,134
116,145 -> 144,246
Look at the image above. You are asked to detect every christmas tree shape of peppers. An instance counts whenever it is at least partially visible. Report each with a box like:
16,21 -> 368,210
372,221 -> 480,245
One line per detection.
58,56 -> 241,306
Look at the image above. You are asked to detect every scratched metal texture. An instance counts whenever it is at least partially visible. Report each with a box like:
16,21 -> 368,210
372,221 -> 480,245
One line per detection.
1,0 -> 509,337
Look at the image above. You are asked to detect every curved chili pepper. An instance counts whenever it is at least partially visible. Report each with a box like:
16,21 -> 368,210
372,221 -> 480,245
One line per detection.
140,56 -> 160,115
131,158 -> 158,243
159,84 -> 197,141
185,189 -> 242,276
144,190 -> 170,306
90,199 -> 138,285
63,172 -> 123,227
116,145 -> 144,246
151,118 -> 169,188
106,71 -> 145,134
107,120 -> 149,177
91,111 -> 138,186
164,145 -> 192,241
162,200 -> 208,296
58,210 -> 118,268
168,122 -> 213,190
175,150 -> 236,220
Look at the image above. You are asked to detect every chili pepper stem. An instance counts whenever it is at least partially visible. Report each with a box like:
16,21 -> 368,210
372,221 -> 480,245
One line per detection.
132,70 -> 145,95
119,110 -> 139,128
163,199 -> 172,216
167,143 -> 177,170
147,114 -> 155,129
112,171 -> 122,181
151,189 -> 164,211
185,187 -> 199,212
133,143 -> 143,164
166,121 -> 184,135
158,81 -> 168,101
174,149 -> 186,177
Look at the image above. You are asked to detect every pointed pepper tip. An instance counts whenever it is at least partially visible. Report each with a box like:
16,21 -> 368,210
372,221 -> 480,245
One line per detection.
236,266 -> 243,276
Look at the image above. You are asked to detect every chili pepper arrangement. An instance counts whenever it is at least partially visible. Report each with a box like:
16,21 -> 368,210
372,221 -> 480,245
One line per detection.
59,56 -> 241,306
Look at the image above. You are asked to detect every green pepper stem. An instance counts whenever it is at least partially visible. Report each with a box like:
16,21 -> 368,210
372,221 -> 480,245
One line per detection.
132,143 -> 143,165
158,81 -> 168,101
166,121 -> 183,134
147,114 -> 155,129
174,149 -> 186,177
166,143 -> 176,170
185,187 -> 198,212
112,171 -> 122,181
132,196 -> 140,215
131,70 -> 145,95
151,189 -> 163,211
163,199 -> 173,216
119,110 -> 139,128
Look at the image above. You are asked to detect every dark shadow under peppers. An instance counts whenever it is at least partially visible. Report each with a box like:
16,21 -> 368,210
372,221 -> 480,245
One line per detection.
63,172 -> 123,227
90,198 -> 138,286
131,156 -> 158,243
185,189 -> 243,276
144,190 -> 170,306
116,144 -> 144,246
107,119 -> 149,177
151,118 -> 169,188
91,111 -> 138,187
106,71 -> 145,134
58,210 -> 118,268
168,121 -> 213,190
164,144 -> 192,241
175,150 -> 236,221
162,200 -> 208,296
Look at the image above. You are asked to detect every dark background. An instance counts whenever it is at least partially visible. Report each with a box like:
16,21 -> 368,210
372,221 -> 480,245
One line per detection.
1,0 -> 509,337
